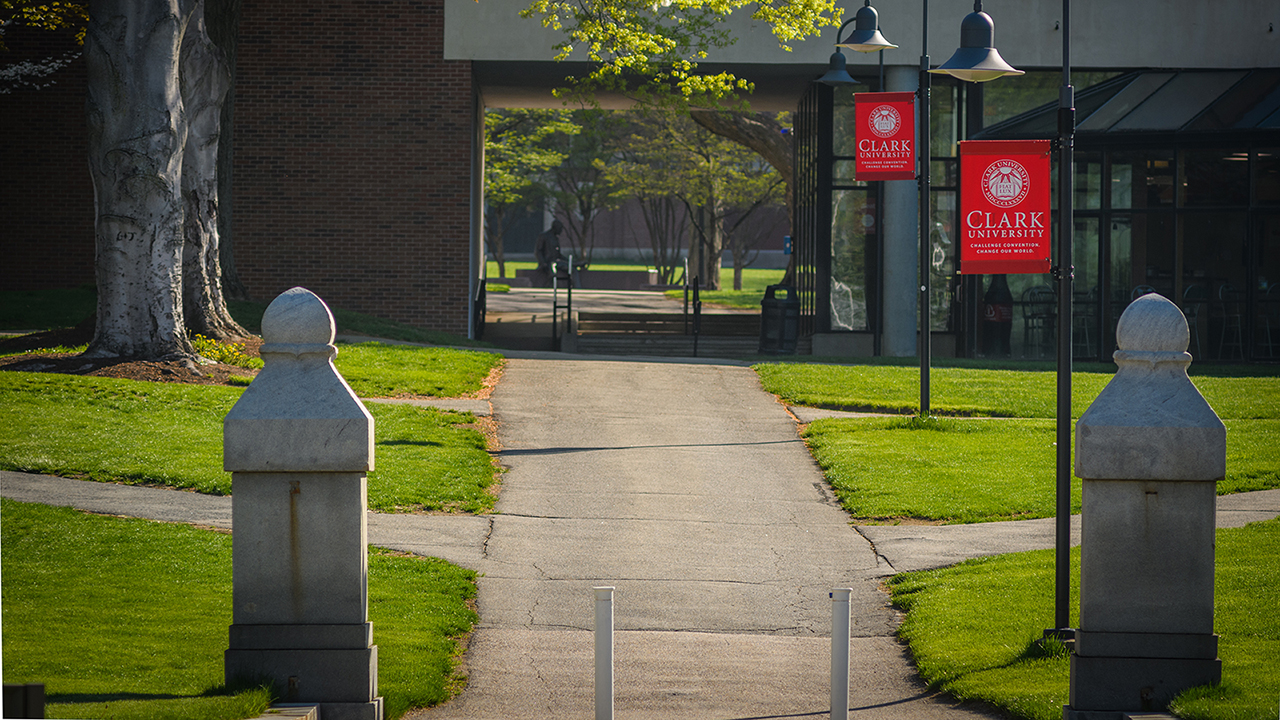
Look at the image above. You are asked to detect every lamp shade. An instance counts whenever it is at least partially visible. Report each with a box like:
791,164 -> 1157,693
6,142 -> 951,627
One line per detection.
930,9 -> 1023,82
836,3 -> 897,53
817,50 -> 860,86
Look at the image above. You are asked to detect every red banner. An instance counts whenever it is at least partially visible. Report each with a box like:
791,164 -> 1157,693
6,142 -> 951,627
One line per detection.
854,92 -> 916,181
958,139 -> 1053,275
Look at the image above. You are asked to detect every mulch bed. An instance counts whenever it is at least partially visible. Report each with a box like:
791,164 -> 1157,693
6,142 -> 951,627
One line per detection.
0,323 -> 261,386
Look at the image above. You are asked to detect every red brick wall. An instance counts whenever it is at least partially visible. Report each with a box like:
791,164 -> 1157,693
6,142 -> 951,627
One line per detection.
0,28 -> 96,292
234,0 -> 475,335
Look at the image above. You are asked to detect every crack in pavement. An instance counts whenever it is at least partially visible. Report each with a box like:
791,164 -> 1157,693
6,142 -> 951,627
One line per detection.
853,525 -> 898,574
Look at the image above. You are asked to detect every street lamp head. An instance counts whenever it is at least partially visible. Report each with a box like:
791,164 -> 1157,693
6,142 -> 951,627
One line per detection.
836,1 -> 898,53
930,5 -> 1024,82
816,49 -> 861,86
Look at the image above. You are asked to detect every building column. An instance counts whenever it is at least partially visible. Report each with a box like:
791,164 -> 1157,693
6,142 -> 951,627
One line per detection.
880,64 -> 919,357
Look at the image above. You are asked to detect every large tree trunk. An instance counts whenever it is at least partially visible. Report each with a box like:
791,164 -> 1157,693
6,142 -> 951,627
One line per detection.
180,0 -> 248,341
85,0 -> 195,359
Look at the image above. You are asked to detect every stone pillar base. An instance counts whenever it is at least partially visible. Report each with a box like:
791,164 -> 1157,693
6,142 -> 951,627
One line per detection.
226,644 -> 379,710
1068,653 -> 1221,712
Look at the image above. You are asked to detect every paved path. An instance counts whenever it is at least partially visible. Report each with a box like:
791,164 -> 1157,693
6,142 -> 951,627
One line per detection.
4,353 -> 1279,719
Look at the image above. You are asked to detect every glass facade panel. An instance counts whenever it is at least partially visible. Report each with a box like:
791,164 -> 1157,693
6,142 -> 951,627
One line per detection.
833,90 -> 858,158
1076,153 -> 1102,210
1182,212 -> 1249,359
930,81 -> 960,158
830,189 -> 875,331
1113,213 -> 1176,301
1257,214 -> 1280,359
930,189 -> 956,331
1078,73 -> 1174,132
1181,149 -> 1250,207
1256,149 -> 1280,205
1112,71 -> 1247,131
1073,217 -> 1102,360
1111,151 -> 1174,209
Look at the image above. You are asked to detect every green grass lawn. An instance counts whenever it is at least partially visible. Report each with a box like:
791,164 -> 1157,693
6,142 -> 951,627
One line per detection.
485,260 -> 786,310
0,372 -> 499,513
1,499 -> 477,720
802,416 -> 1280,523
888,518 -> 1280,720
756,362 -> 1280,419
335,342 -> 501,399
765,363 -> 1280,523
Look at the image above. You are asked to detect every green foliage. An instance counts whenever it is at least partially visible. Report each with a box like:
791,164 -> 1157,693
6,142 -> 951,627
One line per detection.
189,334 -> 262,369
521,0 -> 838,106
1,1 -> 89,47
888,519 -> 1280,720
0,372 -> 500,512
485,109 -> 579,206
2,500 -> 479,720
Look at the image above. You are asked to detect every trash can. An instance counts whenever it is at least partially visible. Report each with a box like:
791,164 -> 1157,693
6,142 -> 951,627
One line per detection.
759,284 -> 799,354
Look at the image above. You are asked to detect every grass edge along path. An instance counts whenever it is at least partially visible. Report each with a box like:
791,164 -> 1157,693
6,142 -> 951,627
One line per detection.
802,416 -> 1280,524
1,499 -> 479,720
0,371 -> 501,513
887,517 -> 1280,720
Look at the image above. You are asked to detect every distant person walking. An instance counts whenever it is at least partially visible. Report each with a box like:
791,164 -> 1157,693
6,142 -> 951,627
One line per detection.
534,220 -> 566,288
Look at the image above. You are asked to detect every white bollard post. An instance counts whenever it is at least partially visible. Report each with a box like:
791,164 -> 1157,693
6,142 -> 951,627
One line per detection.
594,587 -> 615,720
831,588 -> 852,720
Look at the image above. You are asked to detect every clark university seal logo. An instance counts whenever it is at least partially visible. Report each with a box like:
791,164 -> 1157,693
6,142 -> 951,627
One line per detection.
981,160 -> 1030,208
868,105 -> 901,138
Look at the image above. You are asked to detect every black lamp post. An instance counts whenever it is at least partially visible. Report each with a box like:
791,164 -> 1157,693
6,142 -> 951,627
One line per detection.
1049,0 -> 1076,641
818,1 -> 896,86
822,1 -> 1020,417
921,2 -> 1022,416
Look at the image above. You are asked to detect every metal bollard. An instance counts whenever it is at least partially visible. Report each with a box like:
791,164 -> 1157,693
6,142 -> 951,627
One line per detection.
831,589 -> 852,720
594,587 -> 615,720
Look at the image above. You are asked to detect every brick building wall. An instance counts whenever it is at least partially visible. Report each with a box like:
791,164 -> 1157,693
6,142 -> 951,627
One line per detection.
0,28 -> 96,292
234,0 -> 476,335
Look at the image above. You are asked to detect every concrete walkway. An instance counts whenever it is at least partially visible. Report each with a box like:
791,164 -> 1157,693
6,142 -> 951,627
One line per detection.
3,353 -> 1278,719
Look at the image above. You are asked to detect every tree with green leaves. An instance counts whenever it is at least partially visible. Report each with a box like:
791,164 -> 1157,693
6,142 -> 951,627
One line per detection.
521,0 -> 818,283
611,109 -> 783,291
485,109 -> 579,278
544,109 -> 628,264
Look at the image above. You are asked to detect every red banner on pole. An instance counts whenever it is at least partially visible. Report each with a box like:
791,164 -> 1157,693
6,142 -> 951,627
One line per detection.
854,92 -> 916,181
958,139 -> 1053,275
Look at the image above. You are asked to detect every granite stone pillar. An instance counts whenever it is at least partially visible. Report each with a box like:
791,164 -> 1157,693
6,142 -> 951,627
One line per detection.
223,287 -> 383,720
1066,293 -> 1225,718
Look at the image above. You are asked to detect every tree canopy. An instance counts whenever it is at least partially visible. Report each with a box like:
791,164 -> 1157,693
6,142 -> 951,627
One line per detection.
522,0 -> 839,106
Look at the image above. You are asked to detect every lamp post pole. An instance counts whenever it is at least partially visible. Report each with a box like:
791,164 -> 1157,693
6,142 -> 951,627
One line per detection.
918,0 -> 932,417
1051,0 -> 1076,638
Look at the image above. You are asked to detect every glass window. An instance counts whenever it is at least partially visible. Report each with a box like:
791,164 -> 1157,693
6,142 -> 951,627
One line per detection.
831,189 -> 875,331
1180,149 -> 1250,207
833,90 -> 858,158
1079,73 -> 1174,132
929,189 -> 956,331
930,81 -> 960,158
1112,213 -> 1175,303
833,160 -> 871,187
1112,71 -> 1248,131
1110,151 -> 1174,209
1072,217 -> 1102,360
931,158 -> 957,187
1075,152 -> 1102,210
1182,212 -> 1249,359
1257,149 -> 1280,206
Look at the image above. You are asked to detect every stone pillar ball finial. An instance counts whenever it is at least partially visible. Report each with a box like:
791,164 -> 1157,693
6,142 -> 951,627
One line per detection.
1115,293 -> 1189,354
261,287 -> 336,346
